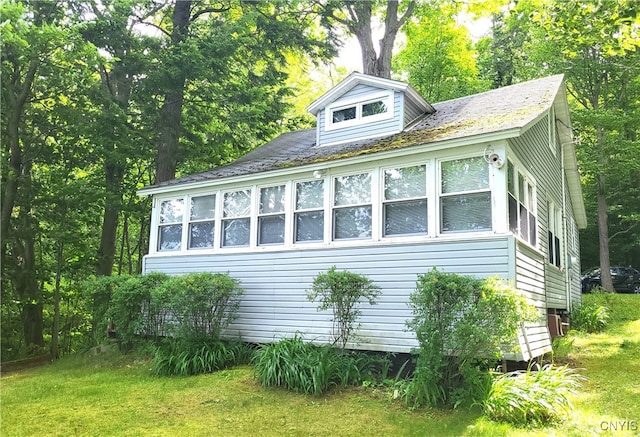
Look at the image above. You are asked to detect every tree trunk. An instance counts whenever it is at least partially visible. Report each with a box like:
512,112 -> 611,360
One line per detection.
597,173 -> 614,291
96,160 -> 124,276
155,0 -> 192,183
344,0 -> 415,79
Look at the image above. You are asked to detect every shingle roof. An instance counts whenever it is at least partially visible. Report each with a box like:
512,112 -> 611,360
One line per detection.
141,74 -> 565,192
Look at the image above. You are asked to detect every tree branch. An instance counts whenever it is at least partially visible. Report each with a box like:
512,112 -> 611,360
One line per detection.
608,222 -> 639,242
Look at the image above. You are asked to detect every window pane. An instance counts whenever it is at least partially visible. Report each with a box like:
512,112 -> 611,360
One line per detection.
189,222 -> 214,249
527,183 -> 535,210
529,213 -> 537,246
224,190 -> 251,217
332,106 -> 356,123
384,165 -> 426,200
441,157 -> 489,193
295,211 -> 324,242
519,204 -> 529,240
296,180 -> 323,210
334,206 -> 372,239
507,161 -> 515,195
222,218 -> 250,246
190,195 -> 215,221
259,215 -> 285,245
362,100 -> 387,117
158,225 -> 182,251
518,173 -> 525,201
508,194 -> 518,233
384,200 -> 427,236
335,173 -> 371,206
260,185 -> 285,214
160,199 -> 184,223
441,193 -> 491,232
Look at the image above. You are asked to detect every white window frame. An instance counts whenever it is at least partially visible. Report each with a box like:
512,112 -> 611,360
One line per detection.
156,197 -> 185,252
548,200 -> 563,268
507,159 -> 538,248
325,90 -> 394,131
438,156 -> 492,234
187,194 -> 217,250
332,172 -> 373,241
257,184 -> 287,246
293,179 -> 325,244
221,188 -> 253,248
381,164 -> 428,237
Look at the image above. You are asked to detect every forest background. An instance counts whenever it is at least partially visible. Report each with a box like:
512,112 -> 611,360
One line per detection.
2,0 -> 638,361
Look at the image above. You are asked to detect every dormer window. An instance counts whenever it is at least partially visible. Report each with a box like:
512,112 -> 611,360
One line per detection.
326,90 -> 393,131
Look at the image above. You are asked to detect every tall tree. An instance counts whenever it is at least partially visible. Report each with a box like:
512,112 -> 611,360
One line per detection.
319,0 -> 416,78
1,1 -> 100,349
393,2 -> 490,101
533,0 -> 639,290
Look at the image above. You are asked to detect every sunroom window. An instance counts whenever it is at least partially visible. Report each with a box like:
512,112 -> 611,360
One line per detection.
508,160 -> 537,246
383,165 -> 427,236
188,195 -> 216,249
440,157 -> 491,233
222,189 -> 251,247
548,201 -> 562,268
158,199 -> 184,251
258,185 -> 286,245
333,173 -> 372,240
295,180 -> 324,242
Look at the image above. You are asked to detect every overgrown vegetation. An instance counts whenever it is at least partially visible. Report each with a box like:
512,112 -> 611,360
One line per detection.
83,272 -> 247,376
4,294 -> 638,436
253,333 -> 391,395
404,269 -> 537,408
570,299 -> 609,333
307,266 -> 381,349
483,364 -> 583,425
151,338 -> 253,376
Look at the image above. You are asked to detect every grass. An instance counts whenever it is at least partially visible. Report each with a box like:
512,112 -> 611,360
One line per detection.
2,294 -> 639,436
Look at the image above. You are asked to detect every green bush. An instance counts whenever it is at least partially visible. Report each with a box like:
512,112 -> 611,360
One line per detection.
151,338 -> 253,376
159,272 -> 244,339
253,334 -> 391,395
307,266 -> 381,349
405,269 -> 537,408
483,364 -> 583,425
83,275 -> 132,344
570,302 -> 609,333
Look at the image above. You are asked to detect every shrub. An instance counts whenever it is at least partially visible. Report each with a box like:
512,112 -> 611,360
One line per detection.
307,266 -> 381,349
483,364 -> 583,425
550,336 -> 574,363
83,275 -> 132,344
570,302 -> 609,333
253,334 -> 391,395
405,269 -> 537,408
159,272 -> 244,339
152,337 -> 253,376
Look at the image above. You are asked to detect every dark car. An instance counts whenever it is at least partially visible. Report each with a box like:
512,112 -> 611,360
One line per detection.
581,266 -> 640,293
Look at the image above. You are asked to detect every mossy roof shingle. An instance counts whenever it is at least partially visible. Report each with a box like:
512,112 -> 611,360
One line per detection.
143,74 -> 564,191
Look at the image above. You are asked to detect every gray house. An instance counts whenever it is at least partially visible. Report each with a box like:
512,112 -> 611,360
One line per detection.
139,72 -> 586,361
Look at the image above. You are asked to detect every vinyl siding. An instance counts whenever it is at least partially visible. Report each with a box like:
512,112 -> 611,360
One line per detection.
513,240 -> 552,359
144,238 -> 512,353
318,85 -> 403,146
509,114 -> 580,309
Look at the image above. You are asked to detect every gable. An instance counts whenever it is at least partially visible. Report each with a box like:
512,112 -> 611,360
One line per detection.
308,73 -> 434,147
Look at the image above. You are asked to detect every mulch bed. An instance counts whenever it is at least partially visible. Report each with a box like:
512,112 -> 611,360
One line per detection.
0,355 -> 53,374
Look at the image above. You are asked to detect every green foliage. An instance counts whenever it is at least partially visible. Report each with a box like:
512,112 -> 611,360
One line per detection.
151,338 -> 253,377
570,302 -> 609,333
307,266 -> 381,349
253,334 -> 391,395
550,336 -> 574,364
83,272 -> 243,352
159,272 -> 243,340
483,364 -> 583,425
405,268 -> 537,408
394,2 -> 490,101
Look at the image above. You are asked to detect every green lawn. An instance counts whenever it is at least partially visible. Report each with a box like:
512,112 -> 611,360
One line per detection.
2,294 -> 639,437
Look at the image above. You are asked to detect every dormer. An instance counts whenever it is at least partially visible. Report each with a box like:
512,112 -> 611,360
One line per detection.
306,72 -> 435,147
